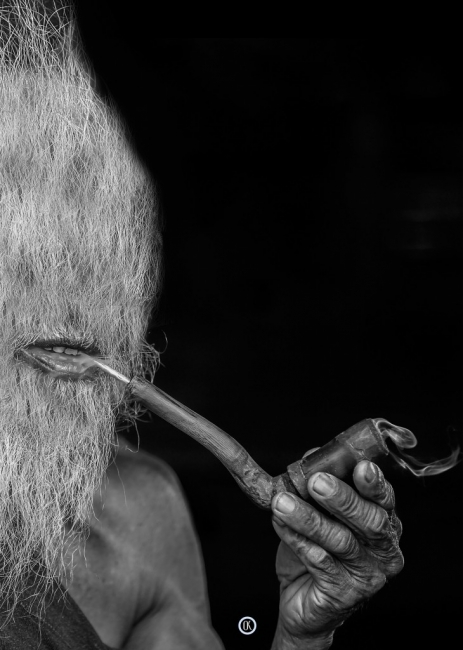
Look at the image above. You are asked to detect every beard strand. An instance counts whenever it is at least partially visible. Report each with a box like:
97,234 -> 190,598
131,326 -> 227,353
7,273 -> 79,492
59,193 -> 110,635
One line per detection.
0,0 -> 163,630
0,369 -> 118,627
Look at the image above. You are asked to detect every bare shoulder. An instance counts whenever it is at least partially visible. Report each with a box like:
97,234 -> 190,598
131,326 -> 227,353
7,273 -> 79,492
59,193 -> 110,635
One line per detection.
105,435 -> 195,552
97,435 -> 223,648
106,435 -> 186,520
103,434 -> 202,592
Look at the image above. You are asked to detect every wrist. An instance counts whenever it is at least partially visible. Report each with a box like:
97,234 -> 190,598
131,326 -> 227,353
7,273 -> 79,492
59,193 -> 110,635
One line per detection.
271,621 -> 334,650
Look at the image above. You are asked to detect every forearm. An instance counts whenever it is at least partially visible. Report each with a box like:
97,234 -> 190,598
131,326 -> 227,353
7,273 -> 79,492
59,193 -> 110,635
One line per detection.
271,620 -> 334,650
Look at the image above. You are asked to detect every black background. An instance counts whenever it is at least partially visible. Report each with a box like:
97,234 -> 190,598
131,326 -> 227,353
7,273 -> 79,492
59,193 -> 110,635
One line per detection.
75,14 -> 462,650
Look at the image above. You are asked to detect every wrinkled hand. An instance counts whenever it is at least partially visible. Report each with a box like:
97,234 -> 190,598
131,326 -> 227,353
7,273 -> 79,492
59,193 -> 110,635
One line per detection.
271,454 -> 404,649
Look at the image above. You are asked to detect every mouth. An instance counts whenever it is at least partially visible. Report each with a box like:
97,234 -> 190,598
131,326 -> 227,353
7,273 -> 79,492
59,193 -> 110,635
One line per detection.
32,338 -> 102,356
14,338 -> 105,381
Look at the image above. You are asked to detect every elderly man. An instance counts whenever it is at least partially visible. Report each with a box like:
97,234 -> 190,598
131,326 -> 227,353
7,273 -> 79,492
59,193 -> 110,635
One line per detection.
0,3 -> 404,648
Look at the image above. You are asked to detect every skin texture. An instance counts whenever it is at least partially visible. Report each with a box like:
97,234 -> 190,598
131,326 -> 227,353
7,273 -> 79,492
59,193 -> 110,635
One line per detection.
0,3 -> 404,647
68,441 -> 403,650
61,435 -> 224,649
270,452 -> 404,649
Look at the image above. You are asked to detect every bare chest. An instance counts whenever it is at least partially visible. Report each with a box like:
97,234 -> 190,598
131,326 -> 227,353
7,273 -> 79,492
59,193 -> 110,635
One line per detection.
62,441 -> 151,648
59,437 -> 185,649
62,522 -> 139,649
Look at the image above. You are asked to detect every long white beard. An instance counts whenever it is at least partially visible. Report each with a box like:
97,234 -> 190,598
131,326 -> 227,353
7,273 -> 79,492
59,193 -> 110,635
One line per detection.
0,363 -> 118,623
0,0 -> 162,626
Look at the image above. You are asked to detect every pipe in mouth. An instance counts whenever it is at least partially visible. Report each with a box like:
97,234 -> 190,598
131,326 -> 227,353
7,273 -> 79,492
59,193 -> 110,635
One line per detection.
14,345 -> 104,381
13,351 -> 406,509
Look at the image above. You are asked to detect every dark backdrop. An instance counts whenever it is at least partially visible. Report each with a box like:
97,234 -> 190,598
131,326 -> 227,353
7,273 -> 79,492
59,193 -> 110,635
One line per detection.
74,17 -> 462,650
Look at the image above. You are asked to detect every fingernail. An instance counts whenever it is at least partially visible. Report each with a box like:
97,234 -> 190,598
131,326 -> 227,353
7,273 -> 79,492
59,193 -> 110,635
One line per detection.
312,473 -> 335,496
275,493 -> 296,514
364,462 -> 377,483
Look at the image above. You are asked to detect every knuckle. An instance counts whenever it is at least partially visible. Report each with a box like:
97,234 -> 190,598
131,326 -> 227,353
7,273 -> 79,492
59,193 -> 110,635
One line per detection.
376,482 -> 395,509
371,571 -> 387,593
292,535 -> 334,571
394,515 -> 403,540
292,534 -> 306,555
389,509 -> 402,530
336,487 -> 359,518
370,526 -> 405,576
309,545 -> 333,568
375,480 -> 395,509
364,506 -> 389,537
330,528 -> 358,558
356,570 -> 387,598
394,551 -> 405,573
386,483 -> 396,507
386,550 -> 405,577
298,503 -> 319,530
291,532 -> 310,559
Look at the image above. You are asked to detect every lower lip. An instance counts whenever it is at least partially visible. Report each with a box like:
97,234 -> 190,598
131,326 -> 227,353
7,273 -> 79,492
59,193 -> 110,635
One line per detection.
15,346 -> 100,381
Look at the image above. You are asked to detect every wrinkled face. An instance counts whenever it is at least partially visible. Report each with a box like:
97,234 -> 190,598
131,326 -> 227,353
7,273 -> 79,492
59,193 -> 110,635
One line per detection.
0,2 -> 161,619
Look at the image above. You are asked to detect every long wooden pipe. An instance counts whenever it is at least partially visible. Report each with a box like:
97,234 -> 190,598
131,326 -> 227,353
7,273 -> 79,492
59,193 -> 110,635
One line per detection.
14,348 -> 392,510
92,362 -> 390,509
